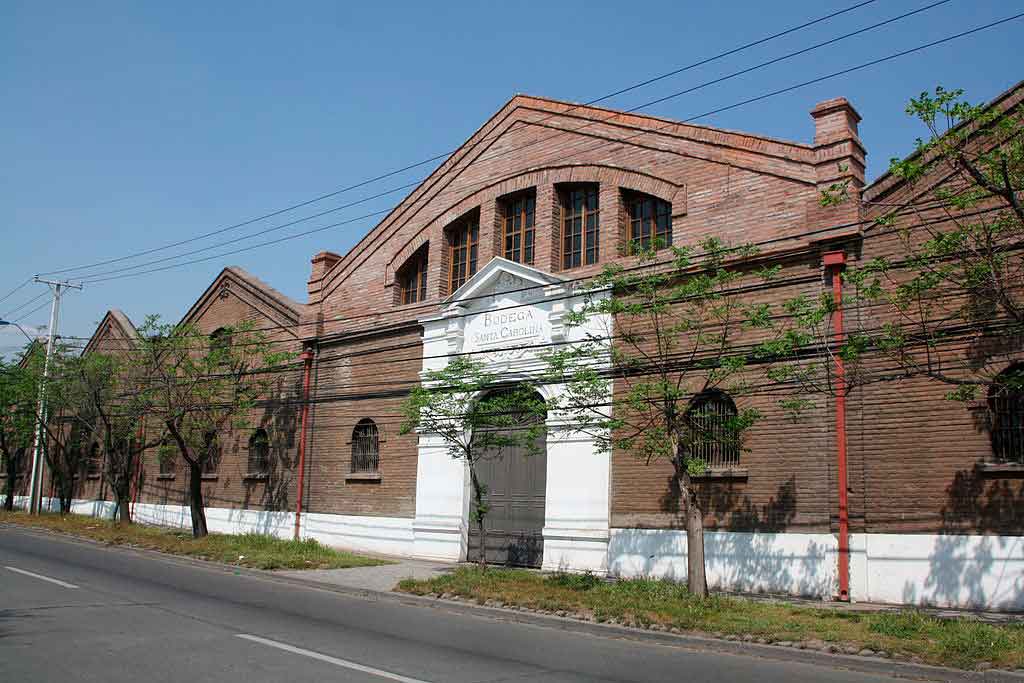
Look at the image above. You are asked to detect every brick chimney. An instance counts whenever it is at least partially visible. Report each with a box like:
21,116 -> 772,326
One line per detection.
810,97 -> 866,234
307,250 -> 342,305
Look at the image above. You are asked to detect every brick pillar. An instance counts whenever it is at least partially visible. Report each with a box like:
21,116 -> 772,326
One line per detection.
810,97 -> 866,230
535,183 -> 558,271
307,251 -> 342,306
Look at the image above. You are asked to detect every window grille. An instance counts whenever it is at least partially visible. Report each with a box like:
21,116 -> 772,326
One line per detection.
561,185 -> 599,269
398,245 -> 429,305
685,391 -> 740,469
502,192 -> 536,265
626,192 -> 672,252
159,443 -> 176,476
448,216 -> 479,293
351,418 -> 380,474
248,429 -> 270,475
989,365 -> 1024,464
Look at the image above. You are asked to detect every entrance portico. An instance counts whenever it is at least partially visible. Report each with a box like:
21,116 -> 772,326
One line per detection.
411,258 -> 612,572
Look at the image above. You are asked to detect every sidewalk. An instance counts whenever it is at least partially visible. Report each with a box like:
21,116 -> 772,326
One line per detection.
277,557 -> 457,592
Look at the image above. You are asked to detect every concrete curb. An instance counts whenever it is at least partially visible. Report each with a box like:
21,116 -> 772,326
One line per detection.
5,522 -> 1023,682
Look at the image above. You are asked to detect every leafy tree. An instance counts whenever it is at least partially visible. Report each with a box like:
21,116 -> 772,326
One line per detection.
831,86 -> 1024,400
401,356 -> 547,570
135,316 -> 293,537
544,239 -> 774,596
0,350 -> 39,511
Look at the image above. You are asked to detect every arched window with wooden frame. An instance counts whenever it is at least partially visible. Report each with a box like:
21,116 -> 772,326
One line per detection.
351,418 -> 380,474
989,364 -> 1024,464
623,190 -> 672,253
684,390 -> 740,469
501,190 -> 536,265
559,184 -> 600,270
397,243 -> 429,305
248,428 -> 270,475
447,212 -> 480,294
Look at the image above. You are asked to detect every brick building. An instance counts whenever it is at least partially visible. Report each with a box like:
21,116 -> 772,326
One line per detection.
34,82 -> 1024,610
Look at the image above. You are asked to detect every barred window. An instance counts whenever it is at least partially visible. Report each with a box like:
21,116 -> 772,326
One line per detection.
502,191 -> 536,265
989,364 -> 1024,464
685,391 -> 739,469
248,428 -> 270,475
625,192 -> 672,252
202,430 -> 220,475
560,185 -> 599,269
351,418 -> 380,474
87,442 -> 101,477
447,215 -> 479,293
397,244 -> 429,305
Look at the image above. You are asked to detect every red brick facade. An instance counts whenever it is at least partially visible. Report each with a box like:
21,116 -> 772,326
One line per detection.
60,85 -> 1023,550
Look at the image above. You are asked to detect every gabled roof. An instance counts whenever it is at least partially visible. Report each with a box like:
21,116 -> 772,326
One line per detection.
178,266 -> 305,337
82,309 -> 139,356
318,93 -> 820,300
864,79 -> 1024,205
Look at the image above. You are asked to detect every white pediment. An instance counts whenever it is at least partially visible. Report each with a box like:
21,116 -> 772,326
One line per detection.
442,257 -> 566,311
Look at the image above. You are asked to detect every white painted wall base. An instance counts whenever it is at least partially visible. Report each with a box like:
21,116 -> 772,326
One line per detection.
17,497 -> 416,559
14,496 -> 1022,611
608,529 -> 1024,609
608,529 -> 838,598
849,532 -> 1024,610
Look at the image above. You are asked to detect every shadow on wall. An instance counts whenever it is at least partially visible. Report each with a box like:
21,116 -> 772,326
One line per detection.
610,478 -> 837,598
901,468 -> 1024,609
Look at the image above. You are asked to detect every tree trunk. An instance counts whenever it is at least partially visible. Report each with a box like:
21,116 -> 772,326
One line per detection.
114,484 -> 132,524
680,480 -> 708,597
469,466 -> 487,572
188,462 -> 208,538
3,457 -> 15,511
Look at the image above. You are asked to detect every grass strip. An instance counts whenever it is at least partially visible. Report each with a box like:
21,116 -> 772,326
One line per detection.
0,511 -> 391,571
398,567 -> 1024,671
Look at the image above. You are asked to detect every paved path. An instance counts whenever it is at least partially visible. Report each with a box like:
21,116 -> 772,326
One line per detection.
0,526 -> 919,683
278,557 -> 456,592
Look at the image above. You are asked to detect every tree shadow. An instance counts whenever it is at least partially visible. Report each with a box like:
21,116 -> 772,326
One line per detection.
612,478 -> 834,597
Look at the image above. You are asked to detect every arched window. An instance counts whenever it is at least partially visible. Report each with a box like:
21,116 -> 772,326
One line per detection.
685,391 -> 740,469
560,184 -> 600,269
158,438 -> 176,476
202,430 -> 220,475
989,364 -> 1024,464
351,419 -> 380,474
501,190 -> 536,265
248,428 -> 270,475
447,213 -> 480,293
210,327 -> 231,357
624,190 -> 672,252
397,243 -> 429,305
87,442 -> 101,477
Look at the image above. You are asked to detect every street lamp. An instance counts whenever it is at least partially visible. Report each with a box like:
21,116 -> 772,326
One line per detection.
0,318 -> 37,344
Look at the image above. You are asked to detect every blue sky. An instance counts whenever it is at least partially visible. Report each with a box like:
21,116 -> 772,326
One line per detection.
1,0 -> 1020,352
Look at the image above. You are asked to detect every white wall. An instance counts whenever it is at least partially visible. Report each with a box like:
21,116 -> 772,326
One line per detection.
608,529 -> 838,598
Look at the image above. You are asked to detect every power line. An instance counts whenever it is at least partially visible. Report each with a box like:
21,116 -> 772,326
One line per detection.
69,0 -> 954,285
30,0 -> 881,281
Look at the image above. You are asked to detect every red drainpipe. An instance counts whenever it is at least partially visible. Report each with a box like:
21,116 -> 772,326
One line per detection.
293,348 -> 314,541
824,250 -> 850,602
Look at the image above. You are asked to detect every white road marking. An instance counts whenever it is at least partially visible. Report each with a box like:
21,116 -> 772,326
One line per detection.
235,634 -> 431,683
5,566 -> 79,588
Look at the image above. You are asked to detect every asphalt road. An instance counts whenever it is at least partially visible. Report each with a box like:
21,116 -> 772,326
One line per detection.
0,526 -> 912,683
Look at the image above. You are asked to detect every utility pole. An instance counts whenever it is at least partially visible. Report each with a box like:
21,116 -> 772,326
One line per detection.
27,277 -> 82,515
